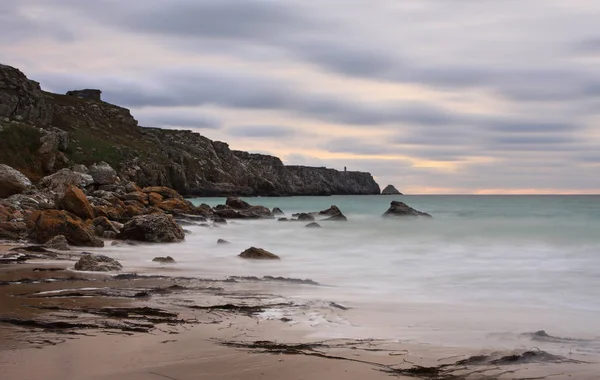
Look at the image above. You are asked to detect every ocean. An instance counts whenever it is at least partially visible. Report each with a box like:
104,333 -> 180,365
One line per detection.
102,195 -> 600,353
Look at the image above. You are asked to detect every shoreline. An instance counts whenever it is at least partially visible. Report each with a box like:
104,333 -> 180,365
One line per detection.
2,245 -> 600,379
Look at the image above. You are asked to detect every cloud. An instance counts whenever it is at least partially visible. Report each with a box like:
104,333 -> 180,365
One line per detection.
227,125 -> 296,138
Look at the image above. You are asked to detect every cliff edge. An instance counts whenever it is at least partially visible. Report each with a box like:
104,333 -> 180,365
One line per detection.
0,64 -> 380,196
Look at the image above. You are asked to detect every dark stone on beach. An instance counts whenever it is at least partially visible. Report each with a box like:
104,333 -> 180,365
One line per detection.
110,239 -> 138,246
217,239 -> 230,244
383,201 -> 431,218
295,213 -> 314,221
152,256 -> 176,264
272,207 -> 284,216
381,184 -> 402,195
28,210 -> 104,247
239,247 -> 280,260
306,222 -> 321,228
74,254 -> 122,272
213,217 -> 227,224
278,217 -> 289,222
116,214 -> 185,242
44,235 -> 70,251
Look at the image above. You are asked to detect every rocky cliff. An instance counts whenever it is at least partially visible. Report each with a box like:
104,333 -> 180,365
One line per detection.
0,64 -> 380,196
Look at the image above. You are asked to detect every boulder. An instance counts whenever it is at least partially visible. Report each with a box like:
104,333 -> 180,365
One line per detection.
295,213 -> 314,221
28,210 -> 104,247
152,256 -> 176,264
226,196 -> 251,210
141,186 -> 183,200
39,168 -> 94,196
58,185 -> 95,220
382,201 -> 432,218
74,254 -> 122,272
116,214 -> 185,243
72,164 -> 89,174
319,205 -> 342,216
272,207 -> 285,216
278,218 -> 289,222
157,198 -> 196,215
92,216 -> 121,237
217,238 -> 230,244
0,164 -> 31,198
381,185 -> 402,195
213,217 -> 227,224
147,192 -> 163,206
38,128 -> 69,172
239,247 -> 280,260
89,162 -> 118,185
44,235 -> 70,250
306,222 -> 321,228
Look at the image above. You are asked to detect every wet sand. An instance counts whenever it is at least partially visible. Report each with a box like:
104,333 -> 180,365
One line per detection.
1,244 -> 599,380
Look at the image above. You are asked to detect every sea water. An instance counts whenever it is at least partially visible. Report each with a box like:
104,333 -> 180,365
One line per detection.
105,195 -> 600,352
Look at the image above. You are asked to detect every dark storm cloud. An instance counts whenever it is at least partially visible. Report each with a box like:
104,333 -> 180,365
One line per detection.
227,125 -> 296,138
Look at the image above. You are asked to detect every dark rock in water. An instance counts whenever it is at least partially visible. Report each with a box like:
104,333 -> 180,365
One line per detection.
225,196 -> 251,210
277,217 -> 289,222
0,164 -> 31,198
239,247 -> 280,260
383,201 -> 431,218
116,214 -> 185,242
152,256 -> 176,264
214,203 -> 272,219
272,207 -> 284,216
66,89 -> 102,102
319,205 -> 342,216
217,238 -> 231,244
74,254 -> 122,272
306,222 -> 321,228
111,240 -> 138,246
381,184 -> 402,195
295,213 -> 314,221
322,213 -> 348,222
212,217 -> 227,224
183,229 -> 192,234
44,235 -> 70,251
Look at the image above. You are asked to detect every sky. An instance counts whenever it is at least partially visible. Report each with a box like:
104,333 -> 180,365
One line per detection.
1,0 -> 599,194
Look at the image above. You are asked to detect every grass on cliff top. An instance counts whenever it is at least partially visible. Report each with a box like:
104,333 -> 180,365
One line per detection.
0,123 -> 42,180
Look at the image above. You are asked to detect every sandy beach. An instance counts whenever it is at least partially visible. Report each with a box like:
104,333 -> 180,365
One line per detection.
2,244 -> 600,380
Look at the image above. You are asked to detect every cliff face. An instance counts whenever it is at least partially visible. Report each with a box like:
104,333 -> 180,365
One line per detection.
0,64 -> 380,196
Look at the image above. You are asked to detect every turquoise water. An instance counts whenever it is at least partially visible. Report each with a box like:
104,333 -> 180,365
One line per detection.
109,195 -> 600,349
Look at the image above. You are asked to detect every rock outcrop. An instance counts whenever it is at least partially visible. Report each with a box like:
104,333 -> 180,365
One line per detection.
382,201 -> 432,218
44,235 -> 70,250
0,64 -> 380,196
27,210 -> 104,247
239,247 -> 280,260
116,214 -> 185,243
381,185 -> 402,195
88,162 -> 118,185
0,164 -> 31,197
74,254 -> 122,272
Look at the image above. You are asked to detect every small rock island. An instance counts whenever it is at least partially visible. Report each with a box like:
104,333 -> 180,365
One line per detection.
381,184 -> 402,195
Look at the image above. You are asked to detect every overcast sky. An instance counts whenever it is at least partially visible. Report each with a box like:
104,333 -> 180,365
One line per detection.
2,0 -> 599,193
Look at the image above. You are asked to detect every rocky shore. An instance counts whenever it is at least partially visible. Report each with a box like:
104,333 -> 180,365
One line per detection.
0,63 -> 380,196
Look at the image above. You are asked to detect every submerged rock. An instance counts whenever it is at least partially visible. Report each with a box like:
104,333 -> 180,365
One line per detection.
225,196 -> 251,210
322,213 -> 348,222
319,205 -> 342,216
152,256 -> 176,264
0,164 -> 31,198
295,213 -> 314,221
116,213 -> 185,243
272,207 -> 285,216
217,238 -> 231,244
239,247 -> 280,260
44,235 -> 70,251
74,254 -> 122,272
306,222 -> 321,228
381,184 -> 402,195
383,201 -> 431,218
